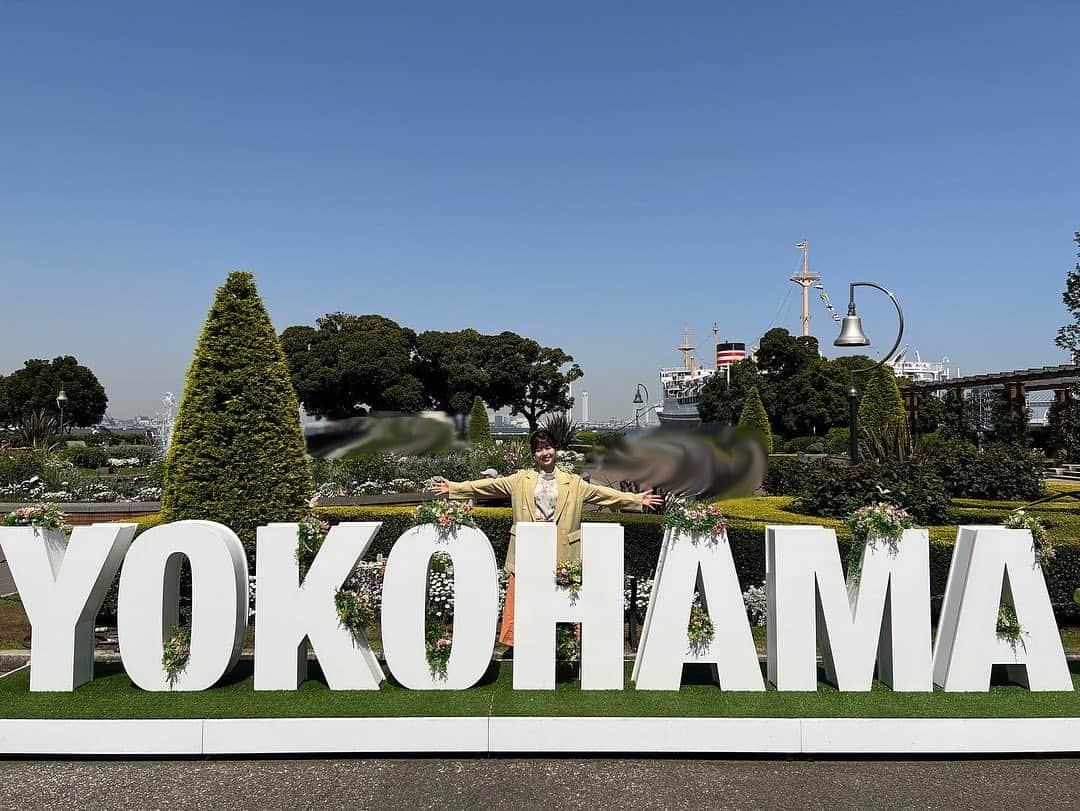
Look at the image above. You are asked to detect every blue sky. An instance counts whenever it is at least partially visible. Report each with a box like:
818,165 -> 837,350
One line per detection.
2,2 -> 1078,421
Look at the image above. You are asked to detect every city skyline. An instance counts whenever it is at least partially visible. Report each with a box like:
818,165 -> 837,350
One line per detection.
2,3 -> 1078,422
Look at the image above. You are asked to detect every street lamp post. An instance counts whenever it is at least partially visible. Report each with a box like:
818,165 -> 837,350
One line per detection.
833,282 -> 904,463
632,383 -> 649,429
56,383 -> 68,437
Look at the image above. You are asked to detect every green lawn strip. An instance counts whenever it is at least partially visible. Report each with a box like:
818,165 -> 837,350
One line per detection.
0,661 -> 496,720
490,663 -> 1080,718
3,661 -> 1080,720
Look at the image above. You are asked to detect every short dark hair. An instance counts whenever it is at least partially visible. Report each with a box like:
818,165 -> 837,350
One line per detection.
530,428 -> 557,452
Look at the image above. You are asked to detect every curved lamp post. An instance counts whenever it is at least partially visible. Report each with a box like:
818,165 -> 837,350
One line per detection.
632,383 -> 649,428
833,282 -> 904,463
56,384 -> 68,437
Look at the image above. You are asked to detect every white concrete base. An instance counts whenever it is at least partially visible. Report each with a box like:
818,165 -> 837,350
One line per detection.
3,715 -> 1080,755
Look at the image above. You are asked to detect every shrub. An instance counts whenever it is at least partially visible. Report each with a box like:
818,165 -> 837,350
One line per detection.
919,440 -> 1044,501
737,386 -> 772,454
0,449 -> 44,486
784,436 -> 821,453
795,458 -> 950,524
762,456 -> 808,496
58,446 -> 109,469
805,441 -> 826,454
467,397 -> 491,444
825,427 -> 850,454
161,271 -> 312,556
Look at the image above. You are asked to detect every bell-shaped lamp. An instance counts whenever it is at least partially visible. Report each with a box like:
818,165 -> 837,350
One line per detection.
834,313 -> 871,347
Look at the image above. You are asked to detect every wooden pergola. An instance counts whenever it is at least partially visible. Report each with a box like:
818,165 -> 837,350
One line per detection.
898,364 -> 1080,450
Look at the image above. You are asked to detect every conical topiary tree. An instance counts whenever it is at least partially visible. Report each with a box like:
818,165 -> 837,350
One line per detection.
858,366 -> 907,434
162,271 -> 312,555
738,386 -> 773,454
467,396 -> 491,444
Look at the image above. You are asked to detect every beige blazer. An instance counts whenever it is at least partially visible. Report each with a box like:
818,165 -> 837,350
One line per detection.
448,469 -> 644,573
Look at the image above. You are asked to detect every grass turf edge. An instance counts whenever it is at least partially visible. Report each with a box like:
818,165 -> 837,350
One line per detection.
2,661 -> 1079,720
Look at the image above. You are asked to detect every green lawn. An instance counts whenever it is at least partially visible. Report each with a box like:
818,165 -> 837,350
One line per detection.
3,661 -> 1080,720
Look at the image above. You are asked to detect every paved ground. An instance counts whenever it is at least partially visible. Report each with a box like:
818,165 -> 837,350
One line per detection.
0,756 -> 1079,809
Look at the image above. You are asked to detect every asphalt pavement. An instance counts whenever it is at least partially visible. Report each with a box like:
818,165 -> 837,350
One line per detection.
1,756 -> 1079,809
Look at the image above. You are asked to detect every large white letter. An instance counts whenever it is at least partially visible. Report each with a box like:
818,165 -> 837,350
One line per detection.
0,523 -> 135,691
117,520 -> 247,691
254,522 -> 384,690
933,526 -> 1071,691
513,522 -> 624,690
767,525 -> 932,692
632,528 -> 763,691
381,524 -> 498,690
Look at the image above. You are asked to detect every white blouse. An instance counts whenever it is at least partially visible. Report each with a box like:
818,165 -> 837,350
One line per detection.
534,471 -> 558,521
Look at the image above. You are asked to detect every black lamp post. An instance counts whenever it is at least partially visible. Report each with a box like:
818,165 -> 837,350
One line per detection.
632,383 -> 649,428
833,282 -> 904,463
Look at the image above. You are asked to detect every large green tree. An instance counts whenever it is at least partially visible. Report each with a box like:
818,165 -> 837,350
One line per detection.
163,272 -> 312,553
281,313 -> 426,418
414,329 -> 490,416
1054,231 -> 1080,362
0,356 -> 107,443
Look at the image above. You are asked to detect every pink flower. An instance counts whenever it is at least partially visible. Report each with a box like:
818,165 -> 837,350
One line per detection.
436,638 -> 451,649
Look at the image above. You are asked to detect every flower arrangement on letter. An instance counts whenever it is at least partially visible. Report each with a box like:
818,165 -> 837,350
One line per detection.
162,608 -> 191,687
2,502 -> 66,531
687,594 -> 715,655
413,499 -> 477,536
1003,509 -> 1055,569
555,560 -> 583,604
844,499 -> 916,582
662,502 -> 727,545
294,514 -> 376,641
426,635 -> 452,680
996,604 -> 1025,651
295,514 -> 331,579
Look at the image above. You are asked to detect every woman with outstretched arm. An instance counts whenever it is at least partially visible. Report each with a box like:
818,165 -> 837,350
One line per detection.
430,428 -> 662,646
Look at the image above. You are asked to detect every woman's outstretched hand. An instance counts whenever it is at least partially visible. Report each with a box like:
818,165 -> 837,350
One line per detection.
639,488 -> 663,510
429,477 -> 450,497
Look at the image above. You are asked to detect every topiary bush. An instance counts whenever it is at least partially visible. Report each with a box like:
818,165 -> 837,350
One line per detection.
737,386 -> 773,454
762,456 -> 809,496
794,458 -> 950,524
919,440 -> 1044,501
467,396 -> 492,444
161,271 -> 312,557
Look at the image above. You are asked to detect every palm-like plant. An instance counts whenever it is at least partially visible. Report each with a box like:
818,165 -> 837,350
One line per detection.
540,413 -> 578,450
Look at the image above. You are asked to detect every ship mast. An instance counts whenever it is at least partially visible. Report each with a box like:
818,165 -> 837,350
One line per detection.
790,240 -> 821,338
678,327 -> 696,375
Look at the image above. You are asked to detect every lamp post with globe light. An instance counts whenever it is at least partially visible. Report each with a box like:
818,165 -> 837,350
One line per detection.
56,384 -> 68,437
833,283 -> 905,463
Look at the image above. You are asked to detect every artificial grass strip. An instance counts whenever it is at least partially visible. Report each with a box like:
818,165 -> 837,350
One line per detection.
2,662 -> 1079,720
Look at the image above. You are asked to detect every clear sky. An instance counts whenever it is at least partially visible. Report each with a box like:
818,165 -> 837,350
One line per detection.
2,2 -> 1078,422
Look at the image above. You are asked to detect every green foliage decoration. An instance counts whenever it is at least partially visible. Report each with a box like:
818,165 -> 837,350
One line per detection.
161,271 -> 312,554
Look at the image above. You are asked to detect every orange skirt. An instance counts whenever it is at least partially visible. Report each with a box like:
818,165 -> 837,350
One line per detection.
499,573 -> 516,646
